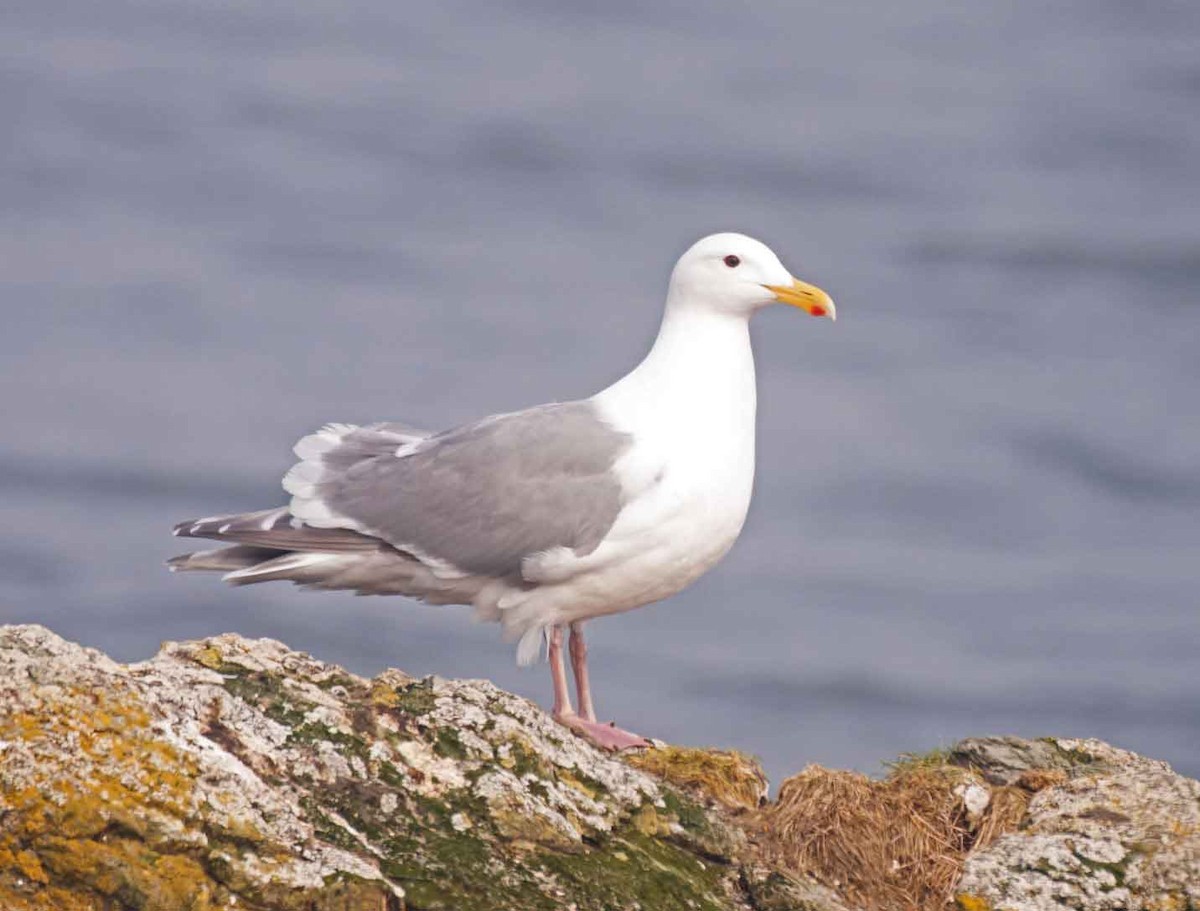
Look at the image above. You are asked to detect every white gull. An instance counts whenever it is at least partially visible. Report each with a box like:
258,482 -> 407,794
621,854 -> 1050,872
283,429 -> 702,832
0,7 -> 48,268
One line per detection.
170,232 -> 836,749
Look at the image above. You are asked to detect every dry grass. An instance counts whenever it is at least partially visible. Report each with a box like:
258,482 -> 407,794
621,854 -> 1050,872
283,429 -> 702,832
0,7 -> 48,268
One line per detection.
626,745 -> 769,811
753,757 -> 1059,911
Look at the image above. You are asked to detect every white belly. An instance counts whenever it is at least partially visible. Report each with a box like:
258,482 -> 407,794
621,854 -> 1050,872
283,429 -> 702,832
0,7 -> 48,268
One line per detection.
517,458 -> 753,626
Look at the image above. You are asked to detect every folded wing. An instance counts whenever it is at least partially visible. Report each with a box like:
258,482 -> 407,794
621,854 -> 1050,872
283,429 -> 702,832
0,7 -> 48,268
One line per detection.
283,403 -> 632,580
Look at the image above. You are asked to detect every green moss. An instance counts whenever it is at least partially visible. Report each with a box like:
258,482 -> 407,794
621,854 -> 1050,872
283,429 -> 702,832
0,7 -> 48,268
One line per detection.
218,669 -> 309,728
303,800 -> 364,855
287,723 -> 371,763
374,802 -> 736,911
305,776 -> 434,850
743,870 -> 836,911
379,826 -> 524,911
392,679 -> 438,716
314,874 -> 402,911
299,769 -> 509,909
1076,852 -> 1130,889
310,776 -> 560,911
1040,737 -> 1102,768
378,761 -> 410,790
656,788 -> 740,862
314,673 -> 358,693
661,788 -> 708,833
536,827 -> 730,911
407,790 -> 484,836
433,728 -> 468,761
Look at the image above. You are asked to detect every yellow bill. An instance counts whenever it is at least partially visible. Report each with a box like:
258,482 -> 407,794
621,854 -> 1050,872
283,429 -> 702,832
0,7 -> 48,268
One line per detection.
764,279 -> 836,321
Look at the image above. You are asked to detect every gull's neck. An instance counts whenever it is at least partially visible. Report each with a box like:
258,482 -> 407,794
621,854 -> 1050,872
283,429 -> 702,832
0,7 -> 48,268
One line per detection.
594,294 -> 756,427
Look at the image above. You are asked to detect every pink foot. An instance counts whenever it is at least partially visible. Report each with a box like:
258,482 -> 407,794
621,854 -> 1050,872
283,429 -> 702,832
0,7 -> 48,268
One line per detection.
555,713 -> 650,751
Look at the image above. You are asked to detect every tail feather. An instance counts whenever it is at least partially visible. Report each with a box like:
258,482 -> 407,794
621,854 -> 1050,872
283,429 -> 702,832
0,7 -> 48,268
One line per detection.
173,507 -> 380,553
167,545 -> 286,573
167,505 -> 489,608
169,506 -> 388,588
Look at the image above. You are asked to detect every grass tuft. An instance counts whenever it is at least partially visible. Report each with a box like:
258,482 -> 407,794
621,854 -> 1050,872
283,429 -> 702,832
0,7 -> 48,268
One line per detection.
754,759 -> 1034,911
626,745 -> 768,811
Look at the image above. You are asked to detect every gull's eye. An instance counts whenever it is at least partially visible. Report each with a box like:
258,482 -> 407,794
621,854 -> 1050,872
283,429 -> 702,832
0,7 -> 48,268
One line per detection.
723,254 -> 741,268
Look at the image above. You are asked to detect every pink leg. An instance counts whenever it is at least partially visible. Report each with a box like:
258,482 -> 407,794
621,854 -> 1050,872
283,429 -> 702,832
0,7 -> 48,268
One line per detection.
554,622 -> 648,752
548,625 -> 573,718
568,621 -> 597,722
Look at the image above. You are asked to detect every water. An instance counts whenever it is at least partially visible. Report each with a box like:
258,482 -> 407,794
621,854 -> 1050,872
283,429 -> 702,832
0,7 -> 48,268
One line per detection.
3,0 -> 1198,786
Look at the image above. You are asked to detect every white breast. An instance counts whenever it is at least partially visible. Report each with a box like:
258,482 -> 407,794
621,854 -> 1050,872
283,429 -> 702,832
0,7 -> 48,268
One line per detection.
526,306 -> 759,623
599,408 -> 756,607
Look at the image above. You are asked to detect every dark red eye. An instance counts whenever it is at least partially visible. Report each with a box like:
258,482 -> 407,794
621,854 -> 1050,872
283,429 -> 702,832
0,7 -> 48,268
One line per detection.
723,254 -> 740,268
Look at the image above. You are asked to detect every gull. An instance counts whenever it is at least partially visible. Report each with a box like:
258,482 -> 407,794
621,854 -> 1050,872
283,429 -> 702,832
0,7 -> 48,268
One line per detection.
169,233 -> 835,750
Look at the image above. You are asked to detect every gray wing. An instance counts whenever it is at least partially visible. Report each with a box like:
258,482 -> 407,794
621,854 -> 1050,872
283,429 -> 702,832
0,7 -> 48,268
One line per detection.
284,403 -> 632,579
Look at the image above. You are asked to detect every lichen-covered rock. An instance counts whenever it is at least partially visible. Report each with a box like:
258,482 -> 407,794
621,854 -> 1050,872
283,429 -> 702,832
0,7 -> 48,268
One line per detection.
738,867 -> 861,911
0,625 -> 753,911
948,736 -> 1100,788
953,738 -> 1200,911
3,626 -> 1196,911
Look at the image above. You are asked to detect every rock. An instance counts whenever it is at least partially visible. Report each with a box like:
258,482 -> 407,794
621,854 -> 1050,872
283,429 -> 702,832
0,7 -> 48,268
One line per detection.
953,738 -> 1200,911
0,625 -> 753,911
948,736 -> 1104,787
738,867 -> 861,911
2,624 -> 1196,911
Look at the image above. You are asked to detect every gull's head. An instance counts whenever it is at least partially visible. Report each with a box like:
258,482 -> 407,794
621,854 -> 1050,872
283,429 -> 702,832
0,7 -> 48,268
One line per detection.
667,232 -> 835,321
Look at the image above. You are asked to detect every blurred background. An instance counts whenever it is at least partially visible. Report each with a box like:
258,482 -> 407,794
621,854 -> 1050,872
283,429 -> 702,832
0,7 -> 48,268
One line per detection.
3,1 -> 1198,785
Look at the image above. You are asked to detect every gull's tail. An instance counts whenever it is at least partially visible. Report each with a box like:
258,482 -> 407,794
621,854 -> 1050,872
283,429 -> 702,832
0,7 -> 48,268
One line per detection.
166,544 -> 286,574
170,506 -> 384,586
167,506 -> 478,605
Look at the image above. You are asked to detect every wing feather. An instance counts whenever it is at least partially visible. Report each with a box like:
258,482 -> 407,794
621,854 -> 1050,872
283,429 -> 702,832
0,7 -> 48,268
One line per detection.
285,403 -> 631,579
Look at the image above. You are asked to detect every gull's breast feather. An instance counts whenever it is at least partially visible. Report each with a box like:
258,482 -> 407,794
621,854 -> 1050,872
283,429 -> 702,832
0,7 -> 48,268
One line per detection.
520,361 -> 757,622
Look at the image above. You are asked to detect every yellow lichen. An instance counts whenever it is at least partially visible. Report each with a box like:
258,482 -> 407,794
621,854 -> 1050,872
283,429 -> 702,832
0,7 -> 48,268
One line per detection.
556,768 -> 597,800
1145,893 -> 1189,911
955,894 -> 993,911
36,835 -> 213,909
632,804 -> 669,837
0,847 -> 48,886
369,668 -> 415,708
369,680 -> 402,708
0,685 -> 221,909
192,646 -> 225,670
489,805 -> 578,848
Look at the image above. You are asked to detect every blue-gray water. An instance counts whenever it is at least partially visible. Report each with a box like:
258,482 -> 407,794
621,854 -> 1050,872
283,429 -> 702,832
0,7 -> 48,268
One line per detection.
3,1 -> 1198,786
